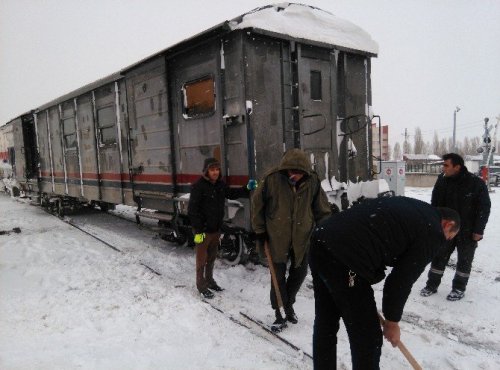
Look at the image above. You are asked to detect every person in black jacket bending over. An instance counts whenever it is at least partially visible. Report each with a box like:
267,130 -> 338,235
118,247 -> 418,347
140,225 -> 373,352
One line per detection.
310,196 -> 460,370
188,157 -> 257,299
420,153 -> 491,301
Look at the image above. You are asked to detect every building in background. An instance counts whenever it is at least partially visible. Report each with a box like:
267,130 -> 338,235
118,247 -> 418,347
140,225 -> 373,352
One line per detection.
372,123 -> 389,162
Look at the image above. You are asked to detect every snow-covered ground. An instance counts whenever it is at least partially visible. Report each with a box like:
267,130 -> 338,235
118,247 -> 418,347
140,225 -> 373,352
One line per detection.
1,187 -> 499,369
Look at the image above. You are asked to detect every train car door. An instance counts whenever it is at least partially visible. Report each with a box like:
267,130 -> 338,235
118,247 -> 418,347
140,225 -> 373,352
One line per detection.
93,82 -> 125,205
36,110 -> 54,194
47,106 -> 66,195
296,45 -> 338,181
221,34 -> 250,188
125,57 -> 172,211
169,42 -> 221,195
11,117 -> 25,181
60,100 -> 82,198
12,114 -> 38,193
76,93 -> 100,201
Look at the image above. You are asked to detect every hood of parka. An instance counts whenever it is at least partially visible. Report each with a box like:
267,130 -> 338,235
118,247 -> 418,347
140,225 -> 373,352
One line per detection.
276,149 -> 312,175
202,157 -> 222,181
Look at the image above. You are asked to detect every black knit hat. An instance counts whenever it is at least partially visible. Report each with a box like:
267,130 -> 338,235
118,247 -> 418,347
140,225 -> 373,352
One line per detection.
202,157 -> 220,175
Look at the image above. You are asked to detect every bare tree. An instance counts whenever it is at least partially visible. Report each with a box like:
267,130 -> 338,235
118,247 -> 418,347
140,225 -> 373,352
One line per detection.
432,131 -> 440,154
471,137 -> 481,154
456,141 -> 465,157
422,141 -> 431,154
413,127 -> 425,154
462,137 -> 471,155
438,139 -> 448,156
393,142 -> 402,160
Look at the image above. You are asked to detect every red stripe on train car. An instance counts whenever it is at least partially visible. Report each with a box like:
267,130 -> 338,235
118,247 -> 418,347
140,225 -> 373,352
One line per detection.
37,171 -> 248,186
132,174 -> 173,183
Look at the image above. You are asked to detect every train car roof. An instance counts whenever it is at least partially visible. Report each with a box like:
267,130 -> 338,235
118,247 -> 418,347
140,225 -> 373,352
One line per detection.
2,110 -> 34,127
36,72 -> 123,112
31,3 -> 377,115
123,3 -> 378,72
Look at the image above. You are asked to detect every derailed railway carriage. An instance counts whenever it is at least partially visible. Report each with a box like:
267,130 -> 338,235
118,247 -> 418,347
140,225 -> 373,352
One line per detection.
1,3 -> 379,262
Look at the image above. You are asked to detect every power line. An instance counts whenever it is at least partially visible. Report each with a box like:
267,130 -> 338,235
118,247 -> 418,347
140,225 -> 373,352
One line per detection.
419,120 -> 483,135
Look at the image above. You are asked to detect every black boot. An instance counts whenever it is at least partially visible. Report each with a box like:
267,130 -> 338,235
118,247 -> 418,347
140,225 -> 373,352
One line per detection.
271,309 -> 287,332
285,305 -> 298,324
200,289 -> 214,299
208,282 -> 224,292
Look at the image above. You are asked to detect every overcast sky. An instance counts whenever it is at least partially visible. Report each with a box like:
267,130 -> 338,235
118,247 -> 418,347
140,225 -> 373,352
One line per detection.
1,0 -> 499,147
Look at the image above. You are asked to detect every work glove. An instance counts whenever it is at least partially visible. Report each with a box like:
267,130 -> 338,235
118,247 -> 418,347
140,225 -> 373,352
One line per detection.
194,233 -> 206,244
247,179 -> 258,191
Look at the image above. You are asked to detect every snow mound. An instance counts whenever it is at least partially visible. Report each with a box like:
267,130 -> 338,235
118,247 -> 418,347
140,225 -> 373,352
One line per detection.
230,3 -> 378,55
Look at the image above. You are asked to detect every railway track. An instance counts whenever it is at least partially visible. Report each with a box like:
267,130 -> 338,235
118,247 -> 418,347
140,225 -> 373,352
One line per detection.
42,204 -> 313,366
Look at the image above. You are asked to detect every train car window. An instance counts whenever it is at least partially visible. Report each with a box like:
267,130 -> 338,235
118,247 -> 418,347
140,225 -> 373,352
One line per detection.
97,106 -> 117,145
63,117 -> 77,148
182,76 -> 215,118
310,70 -> 322,101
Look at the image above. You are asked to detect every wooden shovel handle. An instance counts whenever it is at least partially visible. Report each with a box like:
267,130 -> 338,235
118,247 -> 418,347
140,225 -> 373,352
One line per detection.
378,313 -> 423,370
264,240 -> 284,309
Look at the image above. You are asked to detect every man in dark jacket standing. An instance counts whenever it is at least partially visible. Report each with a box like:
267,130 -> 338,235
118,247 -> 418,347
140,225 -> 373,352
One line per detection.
188,157 -> 257,299
420,153 -> 491,301
310,196 -> 460,369
252,149 -> 331,330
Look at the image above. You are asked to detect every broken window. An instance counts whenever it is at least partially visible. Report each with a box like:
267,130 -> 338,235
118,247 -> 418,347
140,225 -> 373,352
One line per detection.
97,106 -> 117,145
182,76 -> 215,118
63,117 -> 77,148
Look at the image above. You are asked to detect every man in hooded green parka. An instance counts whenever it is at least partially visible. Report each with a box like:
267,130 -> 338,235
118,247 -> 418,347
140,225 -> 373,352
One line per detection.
252,149 -> 331,330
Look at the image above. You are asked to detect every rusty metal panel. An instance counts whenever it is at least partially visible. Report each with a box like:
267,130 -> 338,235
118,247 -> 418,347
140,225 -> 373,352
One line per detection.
125,56 -> 172,210
344,53 -> 372,181
76,93 -> 99,200
117,79 -> 133,206
0,123 -> 14,170
94,82 -> 123,204
11,117 -> 24,181
48,106 -> 65,195
297,44 -> 338,181
35,111 -> 53,193
222,33 -> 249,184
60,100 -> 81,198
0,115 -> 39,194
169,41 -> 221,194
243,34 -> 287,178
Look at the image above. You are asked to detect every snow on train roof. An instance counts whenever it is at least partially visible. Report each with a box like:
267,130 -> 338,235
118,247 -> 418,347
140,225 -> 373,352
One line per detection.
230,3 -> 378,55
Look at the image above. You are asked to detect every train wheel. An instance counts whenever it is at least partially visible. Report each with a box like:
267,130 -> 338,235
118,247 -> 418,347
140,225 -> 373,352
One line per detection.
99,202 -> 109,212
12,186 -> 20,197
219,233 -> 246,266
56,199 -> 65,218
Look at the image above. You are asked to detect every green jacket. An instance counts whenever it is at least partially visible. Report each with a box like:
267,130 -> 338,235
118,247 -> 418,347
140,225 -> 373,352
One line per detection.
251,149 -> 331,266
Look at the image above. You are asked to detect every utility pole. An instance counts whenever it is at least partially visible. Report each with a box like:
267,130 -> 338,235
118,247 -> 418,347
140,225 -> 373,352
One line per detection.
402,128 -> 409,157
452,106 -> 460,152
482,117 -> 492,166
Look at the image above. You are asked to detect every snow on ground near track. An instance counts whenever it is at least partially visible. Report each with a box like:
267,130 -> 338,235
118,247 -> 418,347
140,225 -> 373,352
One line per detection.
0,188 -> 499,369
